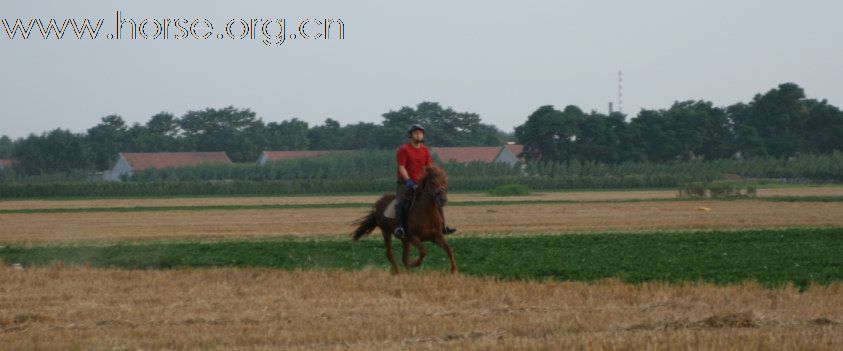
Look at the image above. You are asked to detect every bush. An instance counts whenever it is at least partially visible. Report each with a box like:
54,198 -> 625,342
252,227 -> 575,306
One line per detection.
678,182 -> 707,198
488,184 -> 531,196
678,181 -> 758,199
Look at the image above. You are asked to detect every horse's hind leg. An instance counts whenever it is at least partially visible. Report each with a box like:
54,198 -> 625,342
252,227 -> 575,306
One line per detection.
433,235 -> 458,274
382,230 -> 399,274
410,236 -> 426,268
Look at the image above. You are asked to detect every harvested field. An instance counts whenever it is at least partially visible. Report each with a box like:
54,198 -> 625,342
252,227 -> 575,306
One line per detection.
1,186 -> 842,211
1,267 -> 840,350
2,200 -> 843,245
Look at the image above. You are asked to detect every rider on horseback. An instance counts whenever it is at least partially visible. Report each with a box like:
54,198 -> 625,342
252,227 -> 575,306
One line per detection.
393,124 -> 457,239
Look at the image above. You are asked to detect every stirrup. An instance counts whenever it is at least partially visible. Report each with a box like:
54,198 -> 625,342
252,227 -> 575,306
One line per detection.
393,227 -> 406,239
443,226 -> 457,235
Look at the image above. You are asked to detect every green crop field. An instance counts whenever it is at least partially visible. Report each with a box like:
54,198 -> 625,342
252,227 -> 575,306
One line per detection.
3,228 -> 841,289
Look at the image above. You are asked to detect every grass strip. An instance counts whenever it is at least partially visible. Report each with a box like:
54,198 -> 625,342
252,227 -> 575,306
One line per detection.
2,228 -> 841,289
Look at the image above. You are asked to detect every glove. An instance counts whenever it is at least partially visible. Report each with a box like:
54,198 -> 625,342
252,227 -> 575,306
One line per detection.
405,179 -> 417,190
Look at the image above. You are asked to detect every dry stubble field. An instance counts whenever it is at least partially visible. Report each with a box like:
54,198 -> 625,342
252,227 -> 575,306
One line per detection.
1,267 -> 841,350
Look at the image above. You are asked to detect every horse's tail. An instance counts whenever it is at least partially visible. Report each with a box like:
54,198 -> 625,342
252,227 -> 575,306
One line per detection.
352,194 -> 394,241
352,209 -> 379,241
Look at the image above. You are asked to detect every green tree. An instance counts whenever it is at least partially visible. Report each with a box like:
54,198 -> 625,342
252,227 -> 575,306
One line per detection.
630,109 -> 682,163
179,106 -> 267,162
514,105 -> 581,162
803,99 -> 843,154
341,122 -> 384,149
266,118 -> 310,150
736,83 -> 807,157
13,129 -> 89,174
0,135 -> 14,158
663,101 -> 735,160
606,112 -> 646,162
727,103 -> 766,159
572,112 -> 614,163
307,118 -> 343,150
85,115 -> 128,170
136,112 -> 182,152
381,102 -> 504,147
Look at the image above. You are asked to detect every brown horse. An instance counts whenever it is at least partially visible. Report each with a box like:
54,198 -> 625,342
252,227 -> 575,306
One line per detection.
352,165 -> 458,274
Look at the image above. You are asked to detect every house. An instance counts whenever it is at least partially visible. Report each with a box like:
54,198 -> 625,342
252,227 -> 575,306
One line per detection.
255,144 -> 526,167
432,144 -> 524,166
504,143 -> 524,159
257,150 -> 344,166
103,152 -> 232,181
432,146 -> 505,164
0,159 -> 17,170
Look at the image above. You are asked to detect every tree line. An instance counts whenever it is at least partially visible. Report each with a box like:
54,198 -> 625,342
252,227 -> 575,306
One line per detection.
516,83 -> 843,163
2,82 -> 842,177
2,102 -> 506,175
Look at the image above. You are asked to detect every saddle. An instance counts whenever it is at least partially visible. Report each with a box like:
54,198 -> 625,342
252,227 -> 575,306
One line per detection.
383,198 -> 411,219
384,187 -> 415,219
383,198 -> 399,219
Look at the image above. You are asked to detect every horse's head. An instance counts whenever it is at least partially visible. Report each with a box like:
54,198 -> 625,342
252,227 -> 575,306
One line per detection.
420,165 -> 448,204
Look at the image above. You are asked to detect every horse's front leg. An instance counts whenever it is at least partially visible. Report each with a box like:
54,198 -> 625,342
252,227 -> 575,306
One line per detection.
382,230 -> 399,274
410,236 -> 426,268
401,239 -> 412,272
433,235 -> 458,274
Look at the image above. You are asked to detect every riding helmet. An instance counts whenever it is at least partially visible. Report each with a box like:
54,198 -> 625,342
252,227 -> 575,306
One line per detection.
407,124 -> 425,136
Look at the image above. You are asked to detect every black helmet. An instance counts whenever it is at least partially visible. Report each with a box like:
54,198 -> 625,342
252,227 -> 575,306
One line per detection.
407,124 -> 425,137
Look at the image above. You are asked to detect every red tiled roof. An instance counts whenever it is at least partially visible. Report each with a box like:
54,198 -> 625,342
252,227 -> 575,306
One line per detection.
261,150 -> 343,161
0,159 -> 18,167
120,152 -> 231,171
432,147 -> 503,163
505,144 -> 524,158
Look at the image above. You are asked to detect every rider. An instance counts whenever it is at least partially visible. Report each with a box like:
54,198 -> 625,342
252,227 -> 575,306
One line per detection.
393,124 -> 457,239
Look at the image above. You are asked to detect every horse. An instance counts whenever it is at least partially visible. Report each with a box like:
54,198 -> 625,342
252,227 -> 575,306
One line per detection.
352,165 -> 458,274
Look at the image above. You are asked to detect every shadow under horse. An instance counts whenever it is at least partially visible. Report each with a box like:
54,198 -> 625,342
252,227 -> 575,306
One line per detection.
352,165 -> 458,274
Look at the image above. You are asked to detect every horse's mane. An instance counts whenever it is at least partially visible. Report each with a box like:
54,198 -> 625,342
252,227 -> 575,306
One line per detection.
420,165 -> 447,190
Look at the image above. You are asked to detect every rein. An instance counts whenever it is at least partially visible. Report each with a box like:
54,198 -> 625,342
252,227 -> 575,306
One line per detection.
411,175 -> 447,210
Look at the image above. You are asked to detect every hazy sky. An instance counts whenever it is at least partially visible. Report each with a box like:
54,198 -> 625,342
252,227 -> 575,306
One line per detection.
1,1 -> 841,138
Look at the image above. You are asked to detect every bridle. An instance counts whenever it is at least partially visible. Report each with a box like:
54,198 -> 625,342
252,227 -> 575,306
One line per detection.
410,176 -> 448,209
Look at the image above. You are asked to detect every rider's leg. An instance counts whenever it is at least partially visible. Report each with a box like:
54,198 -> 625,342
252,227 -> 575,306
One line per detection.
393,183 -> 408,239
435,195 -> 457,235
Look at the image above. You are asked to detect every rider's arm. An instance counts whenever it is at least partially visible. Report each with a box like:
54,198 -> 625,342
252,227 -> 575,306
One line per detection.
398,165 -> 411,181
397,147 -> 410,181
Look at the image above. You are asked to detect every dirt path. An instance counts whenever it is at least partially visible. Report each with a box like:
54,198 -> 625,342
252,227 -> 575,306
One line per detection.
2,200 -> 843,244
1,186 -> 841,211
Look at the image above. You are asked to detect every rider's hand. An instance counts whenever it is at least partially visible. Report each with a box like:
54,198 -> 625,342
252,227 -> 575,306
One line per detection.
405,179 -> 417,190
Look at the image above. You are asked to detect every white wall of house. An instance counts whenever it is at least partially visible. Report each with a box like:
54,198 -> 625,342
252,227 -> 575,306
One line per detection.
257,152 -> 269,166
494,147 -> 519,166
103,155 -> 132,181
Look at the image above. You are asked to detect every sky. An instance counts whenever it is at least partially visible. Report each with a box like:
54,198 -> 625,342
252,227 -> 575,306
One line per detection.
1,0 -> 841,138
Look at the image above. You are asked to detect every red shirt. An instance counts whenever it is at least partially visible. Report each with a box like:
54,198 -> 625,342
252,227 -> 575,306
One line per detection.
396,143 -> 432,182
